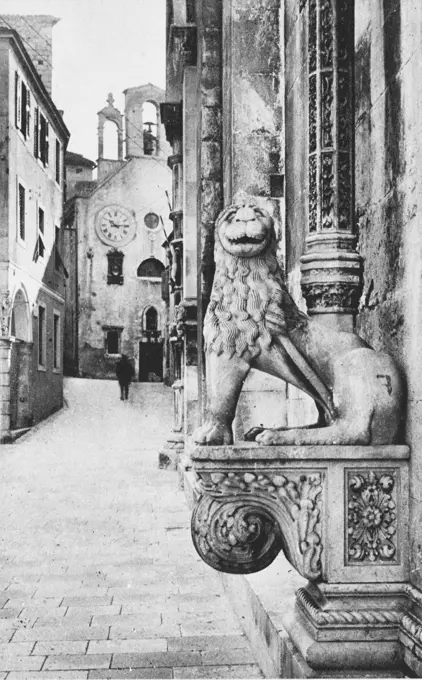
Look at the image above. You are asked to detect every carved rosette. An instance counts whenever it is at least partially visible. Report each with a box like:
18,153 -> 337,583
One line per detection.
346,470 -> 398,564
191,470 -> 324,579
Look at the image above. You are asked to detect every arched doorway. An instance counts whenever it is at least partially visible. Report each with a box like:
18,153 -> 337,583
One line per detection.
9,289 -> 33,430
139,306 -> 163,382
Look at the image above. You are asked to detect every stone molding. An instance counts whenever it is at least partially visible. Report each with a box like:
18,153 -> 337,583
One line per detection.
401,613 -> 422,644
297,587 -> 402,628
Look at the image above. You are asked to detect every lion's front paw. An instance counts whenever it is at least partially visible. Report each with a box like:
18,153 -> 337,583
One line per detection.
255,429 -> 280,446
193,421 -> 233,445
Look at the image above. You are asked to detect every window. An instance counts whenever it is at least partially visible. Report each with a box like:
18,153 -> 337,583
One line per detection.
107,250 -> 124,285
38,304 -> 46,368
54,226 -> 60,271
14,73 -> 31,140
104,329 -> 121,355
18,183 -> 25,241
53,312 -> 60,370
55,139 -> 61,184
145,307 -> 158,332
137,257 -> 164,278
39,113 -> 49,166
38,207 -> 45,258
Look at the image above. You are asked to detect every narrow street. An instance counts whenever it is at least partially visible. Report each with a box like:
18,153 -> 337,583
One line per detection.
0,379 -> 263,680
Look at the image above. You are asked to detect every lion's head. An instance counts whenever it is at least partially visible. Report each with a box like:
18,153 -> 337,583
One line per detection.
204,203 -> 306,360
216,203 -> 276,258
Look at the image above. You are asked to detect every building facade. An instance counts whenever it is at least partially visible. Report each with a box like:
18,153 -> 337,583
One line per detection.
163,1 -> 422,677
0,23 -> 69,442
63,85 -> 172,382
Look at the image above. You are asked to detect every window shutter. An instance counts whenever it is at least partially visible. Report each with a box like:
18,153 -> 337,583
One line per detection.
26,89 -> 31,139
18,184 -> 25,241
20,82 -> 27,137
15,72 -> 21,129
34,107 -> 39,158
45,121 -> 49,166
55,139 -> 61,184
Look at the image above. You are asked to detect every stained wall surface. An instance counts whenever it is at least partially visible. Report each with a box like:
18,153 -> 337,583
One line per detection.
283,0 -> 422,587
354,0 -> 422,589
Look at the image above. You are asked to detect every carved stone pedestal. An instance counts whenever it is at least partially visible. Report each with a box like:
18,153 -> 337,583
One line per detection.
190,442 -> 410,675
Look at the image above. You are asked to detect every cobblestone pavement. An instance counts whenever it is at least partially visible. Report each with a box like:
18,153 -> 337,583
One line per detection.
0,379 -> 263,680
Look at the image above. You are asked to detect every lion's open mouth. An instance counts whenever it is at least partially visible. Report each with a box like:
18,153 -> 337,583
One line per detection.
227,235 -> 266,245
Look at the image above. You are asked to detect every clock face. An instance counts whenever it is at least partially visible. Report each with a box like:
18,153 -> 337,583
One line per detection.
95,205 -> 136,246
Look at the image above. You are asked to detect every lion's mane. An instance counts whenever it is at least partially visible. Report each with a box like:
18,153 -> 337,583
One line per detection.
204,216 -> 307,360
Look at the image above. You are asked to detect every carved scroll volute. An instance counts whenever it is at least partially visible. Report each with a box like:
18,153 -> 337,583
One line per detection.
191,471 -> 324,580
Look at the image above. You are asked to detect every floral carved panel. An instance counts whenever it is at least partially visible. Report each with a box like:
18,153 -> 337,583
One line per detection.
346,469 -> 399,565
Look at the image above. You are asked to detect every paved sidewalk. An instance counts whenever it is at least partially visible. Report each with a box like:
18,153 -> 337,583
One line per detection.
0,378 -> 263,679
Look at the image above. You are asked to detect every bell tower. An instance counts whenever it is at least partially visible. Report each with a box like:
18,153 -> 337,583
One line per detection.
123,84 -> 169,159
97,93 -> 124,181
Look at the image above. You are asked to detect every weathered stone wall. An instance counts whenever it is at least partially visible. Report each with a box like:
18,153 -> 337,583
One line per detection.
196,0 -> 224,420
284,1 -> 308,304
222,0 -> 282,204
354,0 -> 422,590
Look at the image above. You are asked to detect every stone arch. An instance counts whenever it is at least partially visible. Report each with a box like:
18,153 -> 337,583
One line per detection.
10,286 -> 31,341
142,100 -> 159,155
143,305 -> 159,333
97,93 -> 123,160
137,257 -> 165,278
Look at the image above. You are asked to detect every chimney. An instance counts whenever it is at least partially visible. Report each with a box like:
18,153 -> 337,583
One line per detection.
0,15 -> 59,95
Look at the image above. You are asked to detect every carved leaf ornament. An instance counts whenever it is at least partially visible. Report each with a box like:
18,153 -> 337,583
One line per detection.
347,471 -> 397,563
191,471 -> 323,579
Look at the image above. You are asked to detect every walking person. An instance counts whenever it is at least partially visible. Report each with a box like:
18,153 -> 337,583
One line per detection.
116,354 -> 135,401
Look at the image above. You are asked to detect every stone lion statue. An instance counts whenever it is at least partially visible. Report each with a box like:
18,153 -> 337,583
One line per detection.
193,203 -> 405,446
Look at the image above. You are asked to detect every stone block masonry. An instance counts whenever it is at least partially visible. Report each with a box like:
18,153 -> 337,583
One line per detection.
0,15 -> 57,95
0,379 -> 264,678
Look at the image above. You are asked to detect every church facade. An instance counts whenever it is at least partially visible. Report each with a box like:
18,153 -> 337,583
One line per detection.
63,85 -> 172,382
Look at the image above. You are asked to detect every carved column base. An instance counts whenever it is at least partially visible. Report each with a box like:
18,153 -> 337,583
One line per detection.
300,233 -> 362,319
400,586 -> 422,676
283,581 -> 407,671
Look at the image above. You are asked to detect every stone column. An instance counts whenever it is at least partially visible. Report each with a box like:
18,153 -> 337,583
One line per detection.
0,338 -> 13,441
300,0 -> 361,332
159,102 -> 185,468
182,66 -> 199,438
